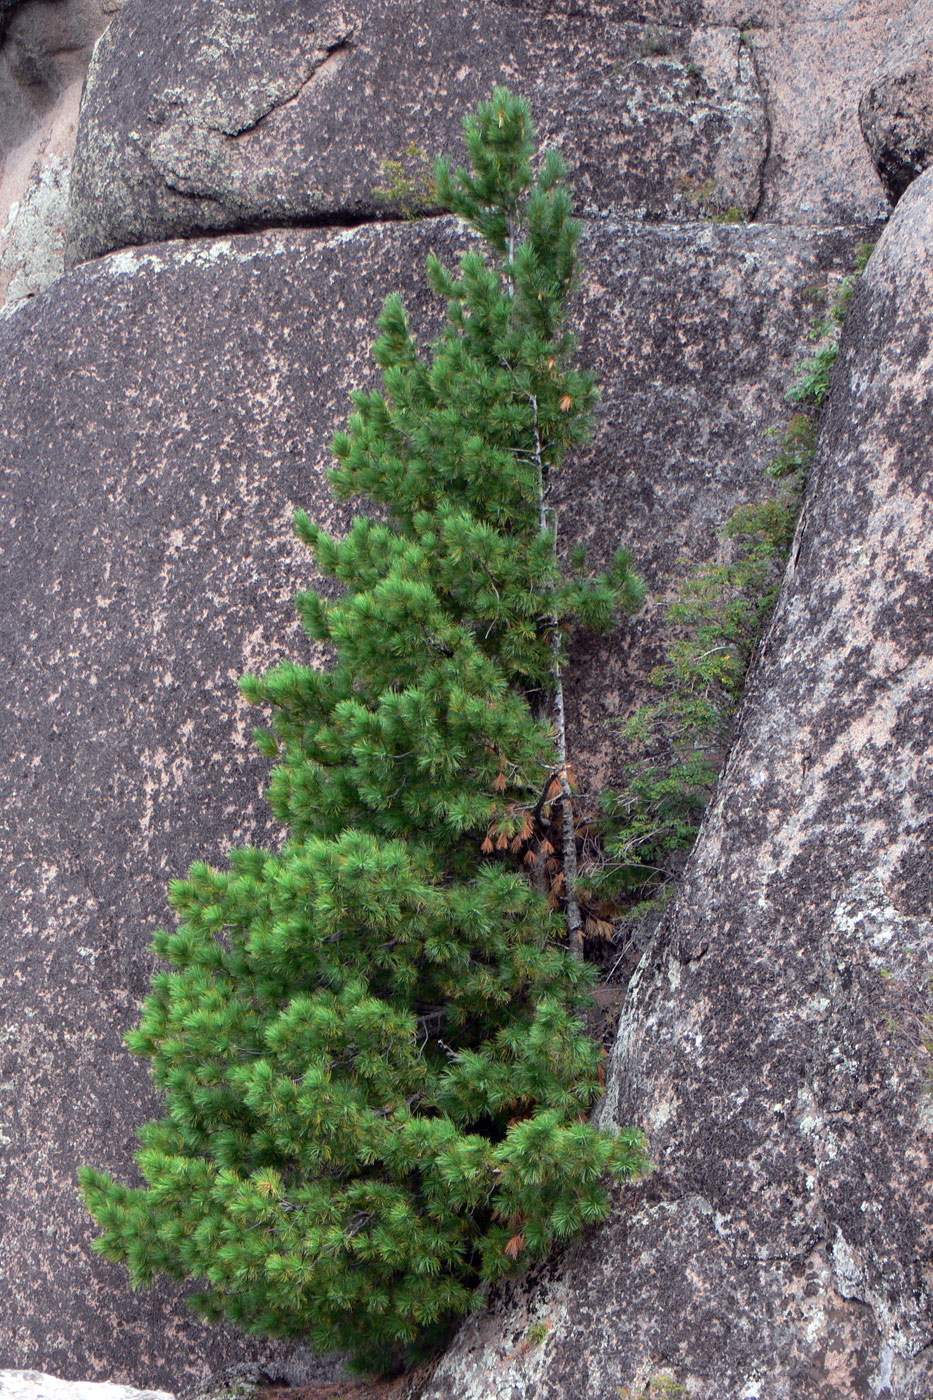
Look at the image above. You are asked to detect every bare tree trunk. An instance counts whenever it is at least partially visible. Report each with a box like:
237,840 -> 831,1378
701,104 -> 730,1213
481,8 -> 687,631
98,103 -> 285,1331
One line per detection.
529,394 -> 584,962
502,234 -> 585,963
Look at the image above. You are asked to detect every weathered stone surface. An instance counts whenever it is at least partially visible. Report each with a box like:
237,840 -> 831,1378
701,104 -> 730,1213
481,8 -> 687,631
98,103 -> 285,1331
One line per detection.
0,1 -> 114,307
859,0 -> 933,203
0,1374 -> 172,1400
417,169 -> 933,1400
64,0 -> 915,270
64,0 -> 770,266
0,0 -> 23,43
697,0 -> 907,226
0,0 -> 111,164
0,211 -> 864,1385
0,95 -> 79,311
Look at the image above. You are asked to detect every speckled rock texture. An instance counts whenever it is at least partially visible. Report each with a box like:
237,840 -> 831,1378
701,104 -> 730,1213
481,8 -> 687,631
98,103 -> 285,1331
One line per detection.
859,0 -> 933,203
63,0 -> 908,268
63,0 -> 773,265
0,211 -> 864,1387
0,0 -> 113,167
417,168 -> 933,1400
697,0 -> 907,226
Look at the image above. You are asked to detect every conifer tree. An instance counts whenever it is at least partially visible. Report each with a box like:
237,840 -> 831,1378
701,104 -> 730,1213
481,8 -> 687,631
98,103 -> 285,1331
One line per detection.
80,89 -> 647,1374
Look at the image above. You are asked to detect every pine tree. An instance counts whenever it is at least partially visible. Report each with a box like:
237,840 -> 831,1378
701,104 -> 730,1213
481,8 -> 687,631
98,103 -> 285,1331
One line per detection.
80,89 -> 647,1374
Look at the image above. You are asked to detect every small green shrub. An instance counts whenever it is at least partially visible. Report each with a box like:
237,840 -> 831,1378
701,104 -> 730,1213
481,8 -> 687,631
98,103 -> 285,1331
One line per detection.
679,176 -> 748,224
738,18 -> 765,47
79,90 -> 648,1376
372,142 -> 438,220
709,205 -> 748,225
789,244 -> 873,406
619,1375 -> 688,1399
640,25 -> 673,57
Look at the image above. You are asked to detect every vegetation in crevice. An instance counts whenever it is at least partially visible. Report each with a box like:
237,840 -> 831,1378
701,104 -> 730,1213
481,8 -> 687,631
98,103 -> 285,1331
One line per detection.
372,143 -> 439,221
679,175 -> 749,224
639,25 -> 674,59
583,245 -> 873,937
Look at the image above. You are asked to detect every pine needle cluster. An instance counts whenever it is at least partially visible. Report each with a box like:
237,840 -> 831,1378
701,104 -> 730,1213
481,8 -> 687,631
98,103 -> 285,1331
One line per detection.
80,89 -> 647,1374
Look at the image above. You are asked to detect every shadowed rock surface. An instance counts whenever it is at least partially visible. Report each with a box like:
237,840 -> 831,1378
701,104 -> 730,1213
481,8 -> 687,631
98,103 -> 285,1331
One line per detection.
64,0 -> 772,264
0,211 -> 865,1385
0,0 -> 112,168
417,168 -> 933,1400
859,0 -> 933,204
0,0 -> 115,308
0,0 -> 17,41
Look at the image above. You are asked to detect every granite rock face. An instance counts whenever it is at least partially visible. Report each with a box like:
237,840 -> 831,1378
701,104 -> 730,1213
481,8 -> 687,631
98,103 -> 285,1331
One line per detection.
0,0 -> 112,168
418,168 -> 933,1400
0,212 -> 863,1387
700,0 -> 904,226
1,0 -> 929,1392
64,0 -> 769,266
64,0 -> 907,269
859,0 -> 933,203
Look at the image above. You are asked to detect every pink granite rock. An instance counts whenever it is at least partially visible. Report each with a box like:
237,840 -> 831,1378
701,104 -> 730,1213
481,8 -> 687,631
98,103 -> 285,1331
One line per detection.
699,0 -> 906,226
64,0 -> 770,265
0,0 -> 115,309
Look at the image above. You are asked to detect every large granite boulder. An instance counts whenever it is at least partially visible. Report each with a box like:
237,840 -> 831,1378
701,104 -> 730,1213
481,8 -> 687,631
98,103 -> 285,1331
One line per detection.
418,167 -> 933,1400
0,208 -> 863,1386
63,0 -> 770,265
64,0 -> 907,270
697,0 -> 907,226
4,0 -> 929,1390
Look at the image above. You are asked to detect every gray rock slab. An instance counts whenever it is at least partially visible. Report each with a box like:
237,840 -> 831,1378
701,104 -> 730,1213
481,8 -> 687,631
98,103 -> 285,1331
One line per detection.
64,0 -> 769,266
0,213 -> 865,1386
417,169 -> 933,1400
63,0 -> 913,270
